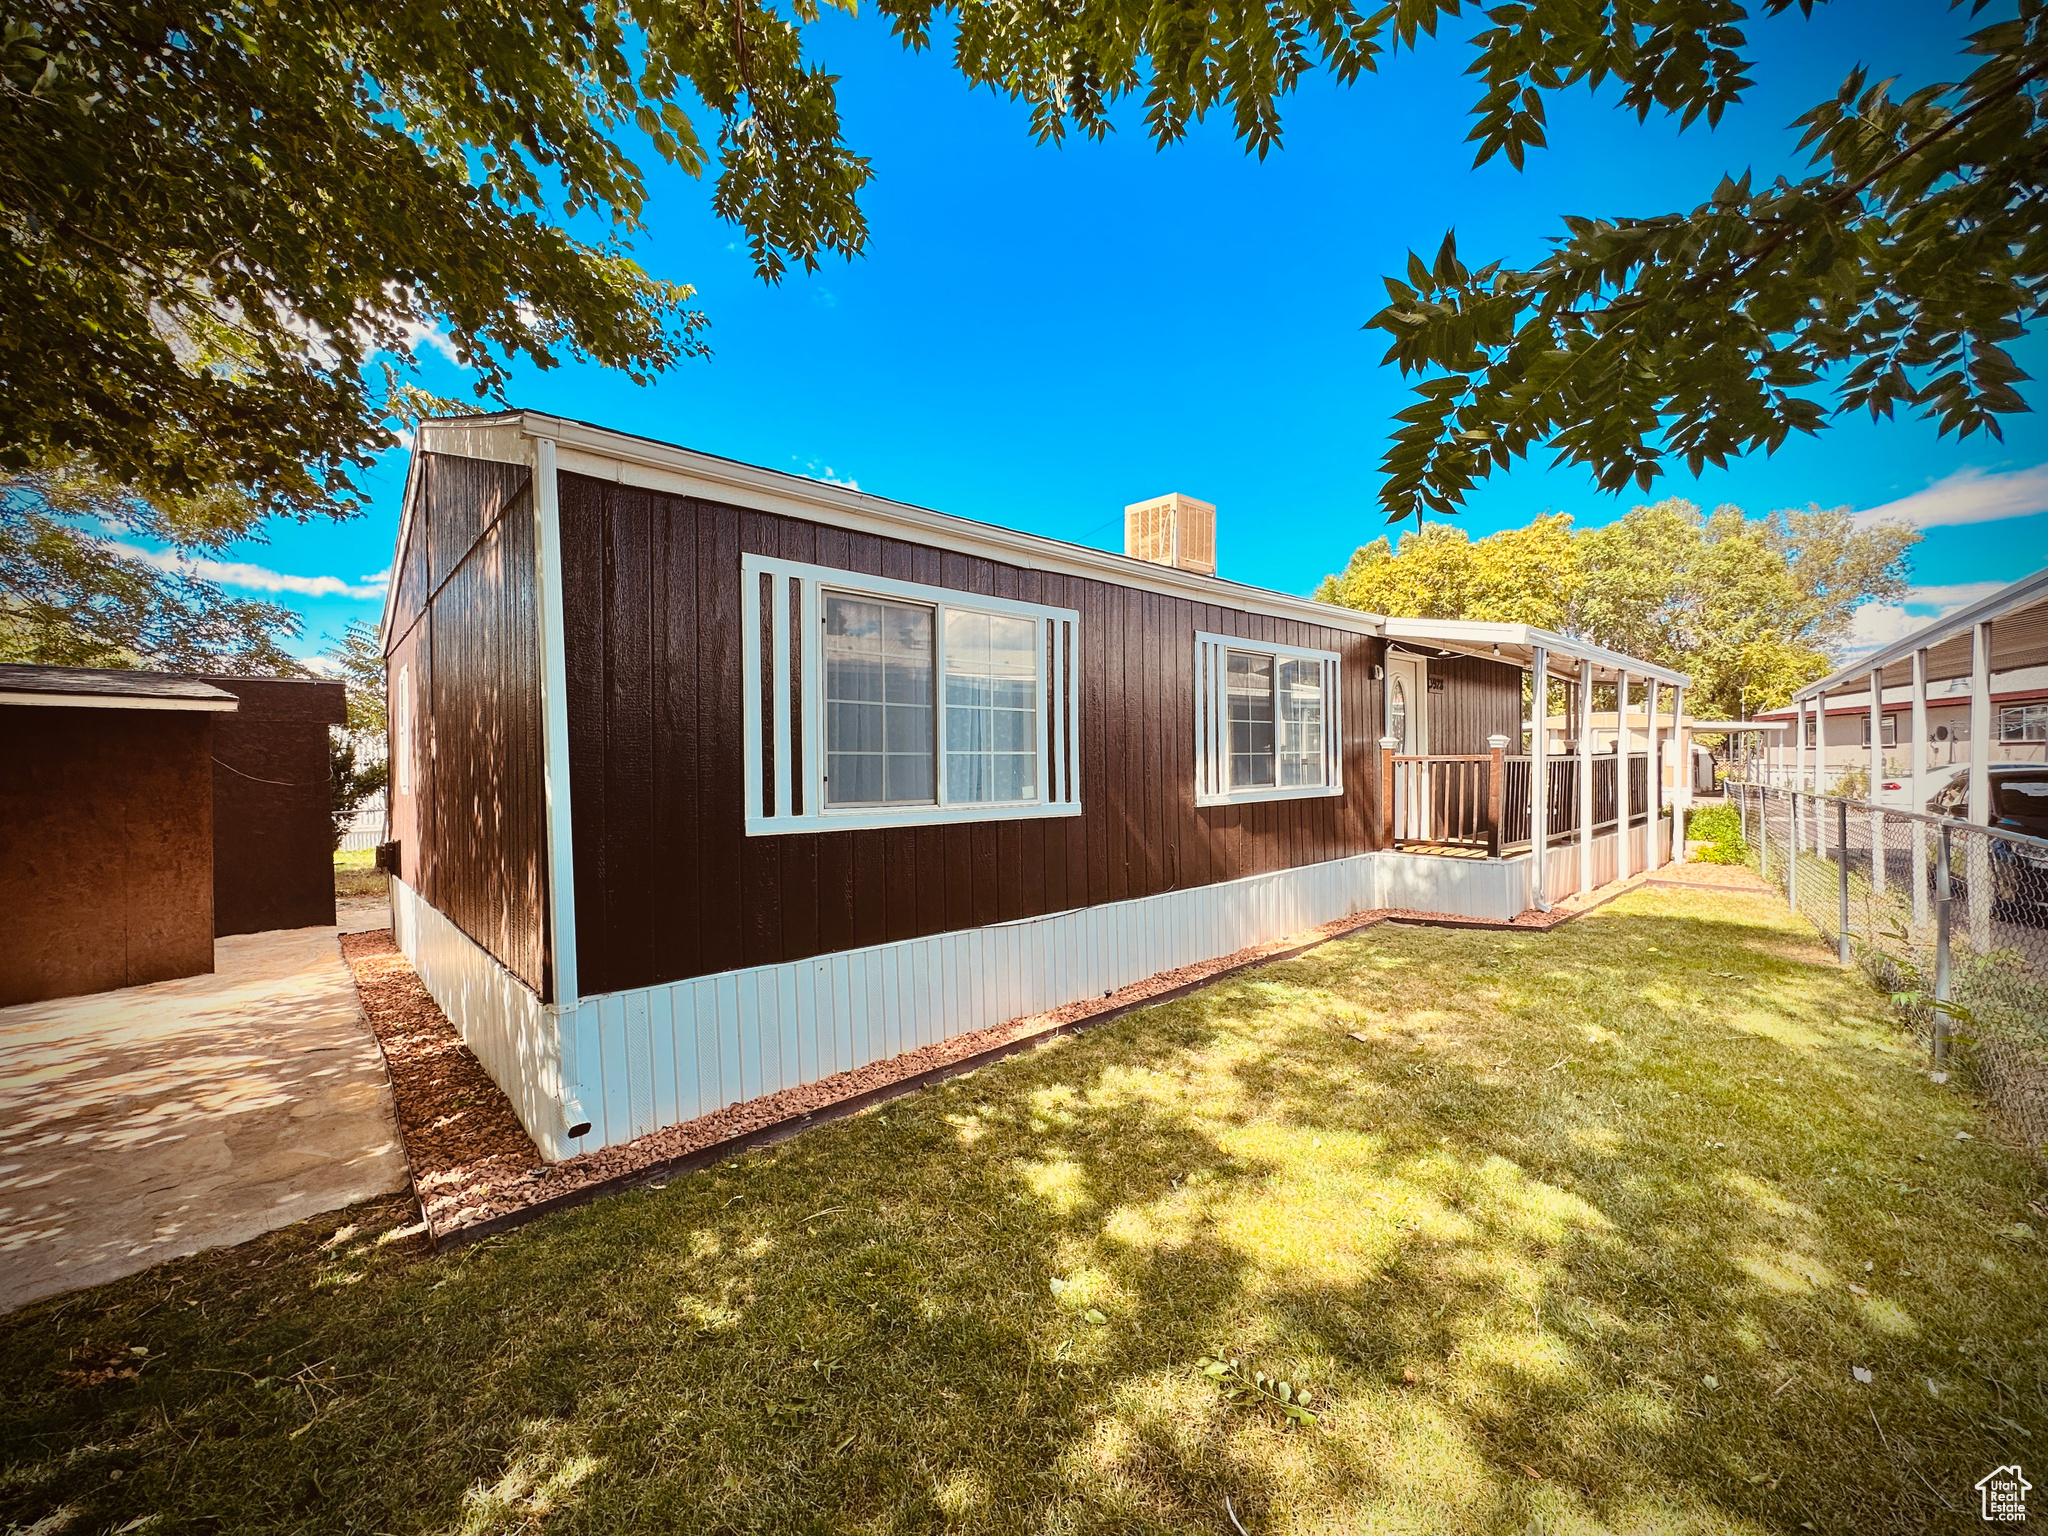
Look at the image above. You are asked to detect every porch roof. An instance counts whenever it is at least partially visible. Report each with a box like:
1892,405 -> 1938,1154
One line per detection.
1380,618 -> 1691,689
1793,564 -> 2048,699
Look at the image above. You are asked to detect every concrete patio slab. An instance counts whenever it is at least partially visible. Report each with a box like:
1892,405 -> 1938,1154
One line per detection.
0,924 -> 408,1313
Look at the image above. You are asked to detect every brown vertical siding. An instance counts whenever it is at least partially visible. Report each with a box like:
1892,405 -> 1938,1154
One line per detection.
1425,654 -> 1525,754
0,708 -> 217,1005
204,677 -> 346,935
560,470 -> 1385,998
386,453 -> 550,997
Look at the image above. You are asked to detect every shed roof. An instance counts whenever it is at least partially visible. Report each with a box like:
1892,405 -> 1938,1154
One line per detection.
0,665 -> 241,712
1794,565 -> 2048,701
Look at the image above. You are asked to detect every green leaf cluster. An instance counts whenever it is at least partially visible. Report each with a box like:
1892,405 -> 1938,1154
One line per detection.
1685,802 -> 1747,864
1194,1355 -> 1319,1427
1366,4 -> 2048,519
2,0 -> 827,519
325,619 -> 388,735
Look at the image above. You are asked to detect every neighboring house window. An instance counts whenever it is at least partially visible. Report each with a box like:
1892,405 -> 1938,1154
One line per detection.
2001,702 -> 2048,742
1858,713 -> 1898,748
1194,632 -> 1343,806
1803,718 -> 1817,747
743,554 -> 1080,834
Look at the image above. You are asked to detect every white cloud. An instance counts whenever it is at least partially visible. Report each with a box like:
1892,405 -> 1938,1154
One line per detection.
398,315 -> 461,367
794,456 -> 858,490
1841,581 -> 2008,660
111,543 -> 388,601
1854,464 -> 2048,529
1901,580 -> 2007,608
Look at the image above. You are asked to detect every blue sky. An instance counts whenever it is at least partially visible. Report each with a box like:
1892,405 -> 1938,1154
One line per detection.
220,0 -> 2047,666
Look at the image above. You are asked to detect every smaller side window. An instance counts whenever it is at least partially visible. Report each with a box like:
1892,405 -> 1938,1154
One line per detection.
1195,633 -> 1341,806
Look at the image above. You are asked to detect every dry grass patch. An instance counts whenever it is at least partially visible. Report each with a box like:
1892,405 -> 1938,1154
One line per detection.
2,887 -> 2043,1534
333,847 -> 385,903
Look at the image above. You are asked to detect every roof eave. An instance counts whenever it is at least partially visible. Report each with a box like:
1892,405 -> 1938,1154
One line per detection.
1795,565 -> 2048,701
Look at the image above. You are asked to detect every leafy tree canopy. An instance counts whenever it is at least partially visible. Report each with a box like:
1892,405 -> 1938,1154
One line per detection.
1317,500 -> 1919,719
1368,2 -> 2048,521
1314,513 -> 1580,627
7,0 -> 1946,527
325,618 -> 388,735
0,459 -> 307,674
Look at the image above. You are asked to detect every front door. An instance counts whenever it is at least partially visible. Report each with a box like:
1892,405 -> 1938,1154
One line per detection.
1387,655 -> 1428,840
1387,654 -> 1427,754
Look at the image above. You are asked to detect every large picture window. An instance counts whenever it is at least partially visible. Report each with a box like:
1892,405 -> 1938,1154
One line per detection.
1194,632 -> 1342,806
744,555 -> 1080,835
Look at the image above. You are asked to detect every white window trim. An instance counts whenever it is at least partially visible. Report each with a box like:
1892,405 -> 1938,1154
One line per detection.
743,554 -> 1083,836
395,665 -> 413,797
1193,631 -> 1343,807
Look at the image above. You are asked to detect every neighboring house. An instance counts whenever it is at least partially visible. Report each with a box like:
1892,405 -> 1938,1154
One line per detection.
1743,565 -> 2048,815
381,413 -> 1690,1159
1747,669 -> 2048,788
0,666 -> 346,1006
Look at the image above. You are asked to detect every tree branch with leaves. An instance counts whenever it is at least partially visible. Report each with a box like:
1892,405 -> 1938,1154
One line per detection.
1367,2 -> 2048,522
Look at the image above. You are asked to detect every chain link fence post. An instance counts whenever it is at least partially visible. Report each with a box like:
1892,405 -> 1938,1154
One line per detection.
1933,823 -> 1952,1069
1786,788 -> 1797,913
1836,798 -> 1851,966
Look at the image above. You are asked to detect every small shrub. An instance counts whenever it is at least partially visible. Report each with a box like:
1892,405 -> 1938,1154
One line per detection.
1686,803 -> 1747,865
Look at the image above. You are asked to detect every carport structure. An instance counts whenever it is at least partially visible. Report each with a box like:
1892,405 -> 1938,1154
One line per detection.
1790,565 -> 2048,828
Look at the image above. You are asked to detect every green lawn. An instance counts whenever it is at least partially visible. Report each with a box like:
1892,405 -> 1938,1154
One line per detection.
4,888 -> 2043,1534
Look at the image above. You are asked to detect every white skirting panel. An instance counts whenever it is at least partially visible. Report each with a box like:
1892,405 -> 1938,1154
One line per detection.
390,878 -> 577,1160
1539,819 -> 1677,905
554,852 -> 1385,1156
1376,851 -> 1527,921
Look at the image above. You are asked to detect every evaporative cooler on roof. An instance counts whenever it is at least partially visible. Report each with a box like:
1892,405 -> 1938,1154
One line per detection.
1124,492 -> 1217,576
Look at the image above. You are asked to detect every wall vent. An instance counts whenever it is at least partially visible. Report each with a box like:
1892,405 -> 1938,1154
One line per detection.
1124,492 -> 1216,575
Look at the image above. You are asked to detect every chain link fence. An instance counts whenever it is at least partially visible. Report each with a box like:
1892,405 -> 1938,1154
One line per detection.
1730,781 -> 2048,1158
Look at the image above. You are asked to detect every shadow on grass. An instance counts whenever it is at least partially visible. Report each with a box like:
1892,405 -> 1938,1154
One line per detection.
2,890 -> 2043,1535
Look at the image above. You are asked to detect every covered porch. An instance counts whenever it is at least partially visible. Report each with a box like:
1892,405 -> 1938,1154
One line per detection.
1373,620 -> 1692,917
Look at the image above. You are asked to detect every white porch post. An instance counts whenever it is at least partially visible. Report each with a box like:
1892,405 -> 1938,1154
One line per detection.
1615,670 -> 1632,883
1795,693 -> 1807,792
1531,645 -> 1550,907
1673,684 -> 1688,863
1969,621 -> 1994,948
1577,658 -> 1595,894
1868,667 -> 1885,896
1911,648 -> 1930,928
1647,678 -> 1665,868
1792,694 -> 1806,863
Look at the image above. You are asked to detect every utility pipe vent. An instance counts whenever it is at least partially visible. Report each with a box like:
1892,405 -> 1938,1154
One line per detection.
1124,492 -> 1216,575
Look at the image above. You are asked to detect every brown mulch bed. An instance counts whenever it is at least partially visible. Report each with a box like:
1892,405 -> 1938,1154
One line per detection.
338,931 -> 546,1236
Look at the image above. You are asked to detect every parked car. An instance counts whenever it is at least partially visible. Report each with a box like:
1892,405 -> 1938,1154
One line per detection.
1926,765 -> 2048,919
